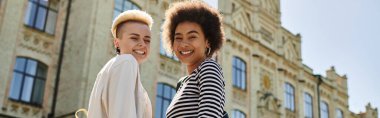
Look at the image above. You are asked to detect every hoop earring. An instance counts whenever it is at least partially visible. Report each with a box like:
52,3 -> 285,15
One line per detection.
207,47 -> 211,56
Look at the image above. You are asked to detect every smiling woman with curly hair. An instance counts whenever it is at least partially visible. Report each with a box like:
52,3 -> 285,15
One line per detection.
161,1 -> 227,118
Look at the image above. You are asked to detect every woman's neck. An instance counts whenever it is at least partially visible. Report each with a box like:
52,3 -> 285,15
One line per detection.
186,57 -> 207,75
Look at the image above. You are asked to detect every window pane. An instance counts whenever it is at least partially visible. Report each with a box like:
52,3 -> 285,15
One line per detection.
164,85 -> 171,98
155,97 -> 162,118
304,93 -> 313,118
15,58 -> 26,71
232,110 -> 245,118
232,69 -> 236,85
35,7 -> 47,30
45,10 -> 57,34
113,10 -> 121,20
156,83 -> 175,118
26,60 -> 37,75
171,88 -> 176,98
123,1 -> 132,10
39,0 -> 48,6
24,2 -> 37,26
321,102 -> 329,118
162,100 -> 169,118
114,0 -> 123,10
236,71 -> 240,87
21,76 -> 34,102
239,59 -> 243,69
9,73 -> 23,100
37,64 -> 47,78
157,83 -> 163,96
32,79 -> 45,104
337,109 -> 343,118
132,5 -> 139,10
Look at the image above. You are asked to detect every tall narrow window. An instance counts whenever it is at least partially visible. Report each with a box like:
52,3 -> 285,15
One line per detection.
304,92 -> 313,118
232,109 -> 246,118
232,56 -> 246,90
284,82 -> 295,111
9,57 -> 47,106
24,0 -> 58,35
155,83 -> 176,118
113,0 -> 140,19
321,101 -> 329,118
336,108 -> 344,118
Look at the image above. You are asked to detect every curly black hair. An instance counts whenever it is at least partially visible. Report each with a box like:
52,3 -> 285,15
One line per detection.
162,0 -> 225,57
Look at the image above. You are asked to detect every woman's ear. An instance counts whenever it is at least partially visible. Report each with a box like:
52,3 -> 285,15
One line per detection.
113,39 -> 119,48
206,39 -> 210,48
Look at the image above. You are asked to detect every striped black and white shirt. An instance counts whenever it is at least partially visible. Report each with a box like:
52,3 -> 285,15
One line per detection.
166,58 -> 225,118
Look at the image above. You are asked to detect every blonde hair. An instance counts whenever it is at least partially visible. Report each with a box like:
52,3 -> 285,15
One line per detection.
111,10 -> 153,39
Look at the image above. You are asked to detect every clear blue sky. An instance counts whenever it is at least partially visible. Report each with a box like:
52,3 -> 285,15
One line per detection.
281,0 -> 380,116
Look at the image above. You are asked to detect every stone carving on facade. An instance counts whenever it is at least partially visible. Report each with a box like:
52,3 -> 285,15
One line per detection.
20,30 -> 54,57
257,72 -> 281,118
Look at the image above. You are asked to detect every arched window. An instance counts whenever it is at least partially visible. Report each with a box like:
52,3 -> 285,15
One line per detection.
336,108 -> 344,118
155,83 -> 176,118
9,57 -> 47,106
304,92 -> 313,118
232,56 -> 246,90
232,109 -> 246,118
284,82 -> 295,111
113,0 -> 140,19
321,101 -> 329,118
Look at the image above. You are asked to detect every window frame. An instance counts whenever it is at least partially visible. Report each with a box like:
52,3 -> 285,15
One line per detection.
304,92 -> 313,118
155,83 -> 176,118
24,0 -> 58,35
336,108 -> 344,118
232,56 -> 247,90
113,0 -> 141,20
320,101 -> 329,118
284,82 -> 295,111
9,57 -> 47,107
232,109 -> 246,118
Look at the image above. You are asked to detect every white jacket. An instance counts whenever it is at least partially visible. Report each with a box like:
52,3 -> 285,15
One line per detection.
87,54 -> 152,118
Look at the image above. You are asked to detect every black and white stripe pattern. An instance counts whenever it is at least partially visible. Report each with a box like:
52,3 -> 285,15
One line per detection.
166,59 -> 225,118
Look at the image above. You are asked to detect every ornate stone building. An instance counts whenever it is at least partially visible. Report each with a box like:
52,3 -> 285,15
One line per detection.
0,0 -> 377,118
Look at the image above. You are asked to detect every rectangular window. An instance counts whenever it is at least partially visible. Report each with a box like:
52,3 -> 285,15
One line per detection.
285,83 -> 295,111
232,57 -> 246,90
304,93 -> 313,118
45,10 -> 57,34
24,0 -> 58,35
321,101 -> 329,118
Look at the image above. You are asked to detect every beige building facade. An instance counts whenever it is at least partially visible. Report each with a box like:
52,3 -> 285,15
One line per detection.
0,0 -> 377,118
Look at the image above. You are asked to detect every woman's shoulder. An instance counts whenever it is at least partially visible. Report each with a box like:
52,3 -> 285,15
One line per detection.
99,54 -> 138,74
111,54 -> 138,69
116,54 -> 138,64
198,58 -> 223,76
199,59 -> 222,71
